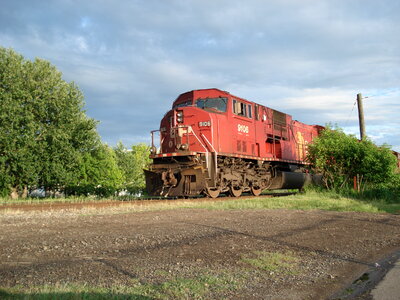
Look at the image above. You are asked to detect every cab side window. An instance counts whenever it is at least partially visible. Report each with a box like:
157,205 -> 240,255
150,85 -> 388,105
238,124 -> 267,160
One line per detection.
254,104 -> 259,120
233,99 -> 252,119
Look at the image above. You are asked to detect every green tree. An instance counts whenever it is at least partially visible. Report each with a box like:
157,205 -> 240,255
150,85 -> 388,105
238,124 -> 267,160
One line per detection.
64,143 -> 124,197
114,142 -> 151,194
114,141 -> 136,184
1,48 -> 41,196
0,47 -> 99,197
307,126 -> 397,189
130,143 -> 152,193
79,144 -> 123,188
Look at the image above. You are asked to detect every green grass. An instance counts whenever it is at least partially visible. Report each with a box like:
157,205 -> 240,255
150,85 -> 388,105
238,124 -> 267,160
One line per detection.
131,273 -> 240,300
2,189 -> 399,214
0,284 -> 146,300
0,196 -> 110,205
0,272 -> 241,300
241,251 -> 299,275
180,190 -> 400,214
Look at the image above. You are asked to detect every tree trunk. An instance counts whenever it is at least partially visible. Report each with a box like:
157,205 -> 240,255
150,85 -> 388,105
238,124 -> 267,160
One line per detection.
10,187 -> 19,199
21,186 -> 28,198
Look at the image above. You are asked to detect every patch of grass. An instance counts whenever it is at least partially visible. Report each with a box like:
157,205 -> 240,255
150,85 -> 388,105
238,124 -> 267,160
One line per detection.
0,194 -> 152,205
0,196 -> 110,205
0,272 -> 241,300
183,190 -> 400,214
132,272 -> 240,299
0,284 -> 137,300
241,251 -> 299,275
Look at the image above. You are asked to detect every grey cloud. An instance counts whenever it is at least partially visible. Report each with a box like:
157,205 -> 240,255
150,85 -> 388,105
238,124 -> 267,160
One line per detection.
1,0 -> 399,150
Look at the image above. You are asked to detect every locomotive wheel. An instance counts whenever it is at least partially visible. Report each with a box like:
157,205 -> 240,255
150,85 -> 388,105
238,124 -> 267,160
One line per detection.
229,186 -> 243,197
206,187 -> 220,198
251,186 -> 262,196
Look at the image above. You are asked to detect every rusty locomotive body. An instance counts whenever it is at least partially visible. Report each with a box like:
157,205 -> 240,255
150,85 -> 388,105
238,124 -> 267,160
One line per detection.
145,89 -> 323,198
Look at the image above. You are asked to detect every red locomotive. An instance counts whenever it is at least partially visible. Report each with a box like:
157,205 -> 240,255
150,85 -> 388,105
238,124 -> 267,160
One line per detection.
145,88 -> 324,197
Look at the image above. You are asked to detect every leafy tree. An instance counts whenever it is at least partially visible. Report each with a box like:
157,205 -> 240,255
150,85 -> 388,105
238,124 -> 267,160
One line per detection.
0,47 -> 99,197
129,143 -> 152,193
307,126 -> 397,189
114,141 -> 136,184
25,58 -> 99,192
0,48 -> 41,196
79,144 -> 123,188
114,142 -> 151,194
0,47 -> 152,198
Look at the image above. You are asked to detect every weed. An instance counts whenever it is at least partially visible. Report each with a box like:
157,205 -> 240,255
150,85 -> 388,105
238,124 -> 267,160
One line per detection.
241,251 -> 299,275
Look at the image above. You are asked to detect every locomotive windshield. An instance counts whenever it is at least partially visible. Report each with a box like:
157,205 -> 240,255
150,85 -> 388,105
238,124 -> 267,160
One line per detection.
173,100 -> 192,109
196,97 -> 227,113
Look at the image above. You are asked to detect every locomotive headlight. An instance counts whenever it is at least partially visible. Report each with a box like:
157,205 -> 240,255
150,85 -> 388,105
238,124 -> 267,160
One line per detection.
176,110 -> 183,123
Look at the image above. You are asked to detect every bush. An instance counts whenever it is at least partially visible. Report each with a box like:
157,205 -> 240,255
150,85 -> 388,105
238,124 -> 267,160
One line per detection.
307,126 -> 398,190
64,185 -> 117,198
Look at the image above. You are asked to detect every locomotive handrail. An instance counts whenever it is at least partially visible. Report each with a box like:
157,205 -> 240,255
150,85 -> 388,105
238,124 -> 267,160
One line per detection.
200,133 -> 217,153
150,129 -> 161,154
201,133 -> 219,180
184,125 -> 208,153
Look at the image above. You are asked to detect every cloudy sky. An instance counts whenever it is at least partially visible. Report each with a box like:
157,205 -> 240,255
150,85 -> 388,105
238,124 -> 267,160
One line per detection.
1,0 -> 399,151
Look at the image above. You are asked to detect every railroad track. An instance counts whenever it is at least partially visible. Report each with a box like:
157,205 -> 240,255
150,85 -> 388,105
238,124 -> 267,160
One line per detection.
0,191 -> 298,212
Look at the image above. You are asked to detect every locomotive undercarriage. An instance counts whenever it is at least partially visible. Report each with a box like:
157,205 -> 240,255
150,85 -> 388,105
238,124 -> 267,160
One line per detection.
145,154 -> 310,198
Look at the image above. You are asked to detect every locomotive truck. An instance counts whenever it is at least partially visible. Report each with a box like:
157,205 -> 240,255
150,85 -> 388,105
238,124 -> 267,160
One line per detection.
145,88 -> 324,198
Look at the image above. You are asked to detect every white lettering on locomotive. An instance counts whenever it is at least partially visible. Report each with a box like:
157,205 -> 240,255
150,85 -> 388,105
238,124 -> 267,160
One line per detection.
238,124 -> 249,134
199,121 -> 211,127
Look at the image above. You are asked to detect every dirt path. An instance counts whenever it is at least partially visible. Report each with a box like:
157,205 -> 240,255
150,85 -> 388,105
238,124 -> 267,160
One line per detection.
0,206 -> 399,299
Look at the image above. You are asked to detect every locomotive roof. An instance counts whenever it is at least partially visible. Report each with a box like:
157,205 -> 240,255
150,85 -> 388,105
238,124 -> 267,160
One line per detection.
173,88 -> 288,115
174,88 -> 251,104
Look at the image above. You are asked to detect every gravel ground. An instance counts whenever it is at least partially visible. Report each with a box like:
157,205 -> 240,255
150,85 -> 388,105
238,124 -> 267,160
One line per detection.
0,204 -> 399,299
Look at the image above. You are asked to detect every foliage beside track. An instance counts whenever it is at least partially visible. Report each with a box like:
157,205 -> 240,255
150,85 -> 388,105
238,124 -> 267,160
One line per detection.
0,47 -> 150,198
305,126 -> 400,211
307,126 -> 398,190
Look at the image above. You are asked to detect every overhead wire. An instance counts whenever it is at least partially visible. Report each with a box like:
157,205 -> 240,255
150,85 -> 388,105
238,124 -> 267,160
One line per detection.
344,95 -> 371,126
344,100 -> 357,126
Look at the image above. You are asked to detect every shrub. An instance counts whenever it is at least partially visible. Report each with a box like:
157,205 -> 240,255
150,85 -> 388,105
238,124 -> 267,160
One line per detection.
307,126 -> 397,190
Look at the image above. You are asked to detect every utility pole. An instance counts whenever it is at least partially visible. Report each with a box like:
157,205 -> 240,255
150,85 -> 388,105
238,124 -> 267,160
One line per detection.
357,93 -> 366,140
354,93 -> 366,192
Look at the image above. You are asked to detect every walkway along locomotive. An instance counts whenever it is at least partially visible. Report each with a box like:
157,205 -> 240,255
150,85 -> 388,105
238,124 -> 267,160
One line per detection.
145,89 -> 324,198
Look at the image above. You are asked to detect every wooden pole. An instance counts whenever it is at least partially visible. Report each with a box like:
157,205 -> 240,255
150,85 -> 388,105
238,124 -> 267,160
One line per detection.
353,176 -> 357,191
357,93 -> 366,140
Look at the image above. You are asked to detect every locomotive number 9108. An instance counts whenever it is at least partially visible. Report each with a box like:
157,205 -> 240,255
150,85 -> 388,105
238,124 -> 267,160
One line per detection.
145,88 -> 324,198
